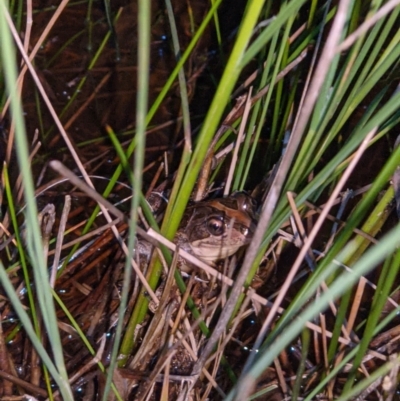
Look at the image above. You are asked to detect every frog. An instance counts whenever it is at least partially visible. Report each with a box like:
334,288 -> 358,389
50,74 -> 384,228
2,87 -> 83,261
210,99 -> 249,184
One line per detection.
126,192 -> 258,395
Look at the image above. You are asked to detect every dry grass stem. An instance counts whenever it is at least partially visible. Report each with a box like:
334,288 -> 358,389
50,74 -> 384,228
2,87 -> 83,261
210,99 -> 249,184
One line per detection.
224,87 -> 253,196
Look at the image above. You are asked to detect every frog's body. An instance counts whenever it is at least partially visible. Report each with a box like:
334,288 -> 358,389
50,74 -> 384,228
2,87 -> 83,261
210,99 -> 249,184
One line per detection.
126,192 -> 258,392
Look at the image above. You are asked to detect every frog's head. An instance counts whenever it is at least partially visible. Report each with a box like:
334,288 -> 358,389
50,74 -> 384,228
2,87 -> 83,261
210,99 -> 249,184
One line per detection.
179,192 -> 257,263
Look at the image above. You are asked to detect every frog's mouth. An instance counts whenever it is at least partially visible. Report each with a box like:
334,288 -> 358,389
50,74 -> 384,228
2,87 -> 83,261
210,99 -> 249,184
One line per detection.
189,233 -> 250,263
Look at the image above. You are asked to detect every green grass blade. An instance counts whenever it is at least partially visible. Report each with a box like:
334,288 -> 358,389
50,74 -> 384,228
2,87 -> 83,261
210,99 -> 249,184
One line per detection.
164,0 -> 267,242
102,0 -> 150,397
227,222 -> 400,400
0,3 -> 72,398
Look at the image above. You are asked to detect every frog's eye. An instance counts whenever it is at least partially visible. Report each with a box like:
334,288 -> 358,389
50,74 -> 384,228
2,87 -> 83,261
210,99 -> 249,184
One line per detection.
240,226 -> 249,236
207,216 -> 225,236
232,192 -> 258,213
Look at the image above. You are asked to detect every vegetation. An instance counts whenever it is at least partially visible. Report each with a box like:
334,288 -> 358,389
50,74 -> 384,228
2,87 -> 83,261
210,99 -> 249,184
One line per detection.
1,0 -> 400,399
